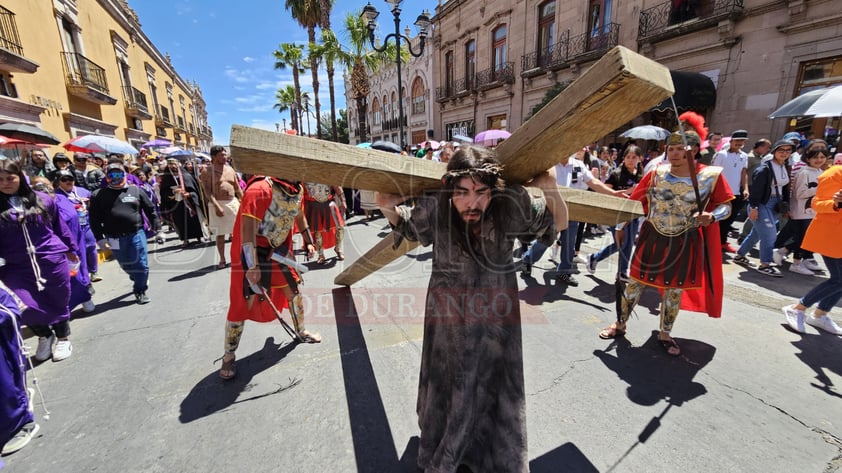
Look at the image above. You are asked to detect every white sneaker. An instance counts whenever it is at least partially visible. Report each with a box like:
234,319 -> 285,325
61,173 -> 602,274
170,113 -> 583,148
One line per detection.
789,262 -> 815,275
802,259 -> 822,271
806,315 -> 842,335
52,339 -> 72,361
82,300 -> 96,313
573,254 -> 587,265
772,248 -> 787,266
0,422 -> 39,455
34,335 -> 54,362
782,305 -> 806,334
586,253 -> 597,274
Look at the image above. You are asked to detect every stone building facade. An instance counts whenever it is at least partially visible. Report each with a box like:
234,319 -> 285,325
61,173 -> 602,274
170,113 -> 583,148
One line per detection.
345,31 -> 436,148
0,0 -> 212,156
355,0 -> 840,149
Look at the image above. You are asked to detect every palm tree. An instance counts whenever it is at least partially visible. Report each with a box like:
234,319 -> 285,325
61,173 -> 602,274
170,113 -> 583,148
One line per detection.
273,85 -> 299,133
319,0 -> 337,141
272,43 -> 306,133
286,0 -> 322,138
341,12 -> 407,143
311,29 -> 345,141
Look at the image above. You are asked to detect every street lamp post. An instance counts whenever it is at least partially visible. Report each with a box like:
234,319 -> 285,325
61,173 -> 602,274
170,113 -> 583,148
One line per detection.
361,1 -> 431,150
302,94 -> 312,137
282,118 -> 287,131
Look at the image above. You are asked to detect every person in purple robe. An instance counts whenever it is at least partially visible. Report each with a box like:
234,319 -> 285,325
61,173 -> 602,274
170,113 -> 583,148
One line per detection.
0,159 -> 78,362
31,176 -> 95,314
0,280 -> 39,455
53,168 -> 101,284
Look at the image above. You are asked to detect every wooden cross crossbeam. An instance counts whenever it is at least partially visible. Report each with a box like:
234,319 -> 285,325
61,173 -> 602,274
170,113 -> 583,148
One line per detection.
230,46 -> 674,286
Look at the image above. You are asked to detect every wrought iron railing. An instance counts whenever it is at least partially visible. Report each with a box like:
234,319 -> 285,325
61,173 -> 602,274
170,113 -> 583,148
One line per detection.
0,6 -> 24,56
61,52 -> 110,94
123,86 -> 149,114
639,0 -> 744,39
568,23 -> 620,60
436,84 -> 453,101
475,62 -> 515,89
522,23 -> 620,75
454,77 -> 473,94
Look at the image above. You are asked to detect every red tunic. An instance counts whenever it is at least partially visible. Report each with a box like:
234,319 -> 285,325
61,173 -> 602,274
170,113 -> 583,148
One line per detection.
226,177 -> 303,323
629,163 -> 733,318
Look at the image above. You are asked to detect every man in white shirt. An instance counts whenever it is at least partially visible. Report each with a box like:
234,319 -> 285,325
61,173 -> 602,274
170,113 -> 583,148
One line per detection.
521,148 -> 626,286
712,129 -> 749,252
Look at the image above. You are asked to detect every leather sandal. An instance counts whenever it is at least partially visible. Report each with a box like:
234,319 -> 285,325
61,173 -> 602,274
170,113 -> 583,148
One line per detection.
336,250 -> 345,261
599,323 -> 626,340
658,337 -> 681,357
219,353 -> 236,380
297,330 -> 322,344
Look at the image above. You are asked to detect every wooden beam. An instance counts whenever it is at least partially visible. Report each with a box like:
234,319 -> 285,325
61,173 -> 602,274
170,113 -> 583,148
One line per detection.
332,187 -> 643,286
494,46 -> 673,181
230,127 -> 445,195
230,46 -> 672,196
334,233 -> 421,287
559,187 -> 643,226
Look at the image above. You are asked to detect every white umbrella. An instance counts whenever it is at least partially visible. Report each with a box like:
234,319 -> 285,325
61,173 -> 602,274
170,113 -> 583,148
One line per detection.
804,85 -> 842,117
619,125 -> 671,141
769,85 -> 842,118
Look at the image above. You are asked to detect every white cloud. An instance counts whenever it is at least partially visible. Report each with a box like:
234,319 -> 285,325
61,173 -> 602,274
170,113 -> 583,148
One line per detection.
243,56 -> 255,63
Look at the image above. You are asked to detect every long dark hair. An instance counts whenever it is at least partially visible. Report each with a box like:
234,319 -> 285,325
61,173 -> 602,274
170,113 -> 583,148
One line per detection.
0,158 -> 49,222
438,145 -> 507,255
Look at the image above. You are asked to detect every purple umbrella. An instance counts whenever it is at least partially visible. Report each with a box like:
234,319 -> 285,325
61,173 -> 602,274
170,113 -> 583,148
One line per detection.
141,138 -> 172,149
474,129 -> 511,146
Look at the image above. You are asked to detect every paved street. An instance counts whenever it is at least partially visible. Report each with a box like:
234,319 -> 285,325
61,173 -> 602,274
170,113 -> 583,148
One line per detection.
5,216 -> 842,473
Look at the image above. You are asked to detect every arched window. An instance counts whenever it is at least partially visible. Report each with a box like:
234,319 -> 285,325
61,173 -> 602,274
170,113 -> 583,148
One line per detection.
411,77 -> 425,115
383,94 -> 389,124
372,97 -> 381,126
492,25 -> 507,73
390,91 -> 397,120
465,40 -> 476,88
537,1 -> 555,67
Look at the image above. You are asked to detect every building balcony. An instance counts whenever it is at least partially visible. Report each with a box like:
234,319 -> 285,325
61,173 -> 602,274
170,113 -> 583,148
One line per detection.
0,6 -> 38,73
475,62 -> 515,91
522,23 -> 621,77
436,84 -> 454,102
176,116 -> 187,132
638,0 -> 744,43
155,106 -> 173,128
198,124 -> 213,138
61,52 -> 117,105
123,86 -> 152,120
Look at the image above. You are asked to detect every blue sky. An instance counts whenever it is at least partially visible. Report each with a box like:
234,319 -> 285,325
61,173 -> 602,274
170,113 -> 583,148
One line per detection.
132,0 -> 436,145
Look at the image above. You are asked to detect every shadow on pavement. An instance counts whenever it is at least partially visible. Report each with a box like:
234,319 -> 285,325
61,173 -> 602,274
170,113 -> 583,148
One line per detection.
71,292 -> 136,320
178,336 -> 298,423
332,287 -> 401,473
789,328 -> 842,399
594,332 -> 715,471
529,442 -> 599,473
167,264 -> 220,282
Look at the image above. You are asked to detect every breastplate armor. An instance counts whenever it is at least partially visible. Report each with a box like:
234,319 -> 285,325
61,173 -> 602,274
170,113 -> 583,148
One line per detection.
259,181 -> 303,248
647,166 -> 722,236
305,183 -> 332,203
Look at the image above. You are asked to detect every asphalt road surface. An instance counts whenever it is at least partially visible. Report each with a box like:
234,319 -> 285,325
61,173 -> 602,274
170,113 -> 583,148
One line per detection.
5,216 -> 842,472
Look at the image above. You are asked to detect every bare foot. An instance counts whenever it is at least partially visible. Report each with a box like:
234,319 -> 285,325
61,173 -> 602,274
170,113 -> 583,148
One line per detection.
298,330 -> 322,343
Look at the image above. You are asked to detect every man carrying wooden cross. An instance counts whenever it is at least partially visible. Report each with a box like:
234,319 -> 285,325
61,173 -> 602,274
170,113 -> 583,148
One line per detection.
377,145 -> 567,473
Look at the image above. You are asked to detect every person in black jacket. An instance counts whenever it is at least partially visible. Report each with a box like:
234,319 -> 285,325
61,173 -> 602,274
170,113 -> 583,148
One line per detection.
88,161 -> 162,304
733,139 -> 793,276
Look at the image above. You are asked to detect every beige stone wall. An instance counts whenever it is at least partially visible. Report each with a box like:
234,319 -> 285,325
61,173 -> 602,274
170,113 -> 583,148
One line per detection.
429,0 -> 842,148
0,0 -> 211,156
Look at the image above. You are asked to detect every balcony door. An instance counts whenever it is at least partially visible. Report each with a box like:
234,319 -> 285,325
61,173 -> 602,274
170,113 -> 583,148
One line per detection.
587,0 -> 612,50
537,1 -> 556,67
492,25 -> 507,81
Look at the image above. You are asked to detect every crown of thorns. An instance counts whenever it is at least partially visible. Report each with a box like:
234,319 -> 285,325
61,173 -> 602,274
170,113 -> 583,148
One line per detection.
442,162 -> 504,183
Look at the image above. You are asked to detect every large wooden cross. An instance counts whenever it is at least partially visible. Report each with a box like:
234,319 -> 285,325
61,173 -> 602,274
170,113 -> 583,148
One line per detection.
230,46 -> 674,286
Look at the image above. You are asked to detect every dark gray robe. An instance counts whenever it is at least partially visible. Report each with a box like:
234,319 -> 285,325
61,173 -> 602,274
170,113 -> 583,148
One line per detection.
393,185 -> 555,473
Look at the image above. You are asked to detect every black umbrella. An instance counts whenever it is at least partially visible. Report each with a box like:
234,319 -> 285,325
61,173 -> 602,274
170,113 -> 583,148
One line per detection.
370,140 -> 402,154
0,123 -> 61,145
